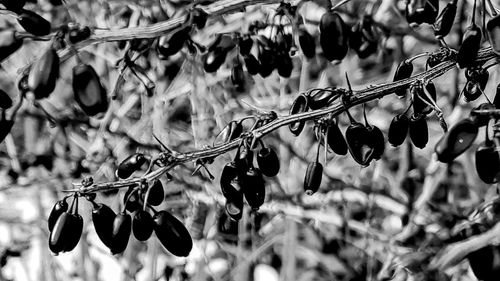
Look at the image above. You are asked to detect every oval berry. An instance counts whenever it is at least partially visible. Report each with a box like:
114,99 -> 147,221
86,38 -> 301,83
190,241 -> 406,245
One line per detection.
435,118 -> 478,163
28,47 -> 59,99
133,210 -> 154,241
154,211 -> 193,257
48,199 -> 68,232
18,10 -> 51,36
110,212 -> 132,255
256,147 -> 280,177
92,203 -> 116,248
116,153 -> 147,179
72,63 -> 108,116
304,161 -> 323,195
409,115 -> 428,149
147,180 -> 164,207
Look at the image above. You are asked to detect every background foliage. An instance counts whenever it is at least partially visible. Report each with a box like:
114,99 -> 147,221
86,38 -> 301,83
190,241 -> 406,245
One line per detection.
0,0 -> 499,280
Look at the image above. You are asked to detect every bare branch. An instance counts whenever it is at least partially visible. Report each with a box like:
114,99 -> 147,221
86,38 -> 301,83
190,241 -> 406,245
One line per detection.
19,0 -> 283,73
62,46 -> 499,194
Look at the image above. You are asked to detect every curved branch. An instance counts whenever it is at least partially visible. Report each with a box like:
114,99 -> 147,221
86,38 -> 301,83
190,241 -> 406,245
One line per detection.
65,46 -> 497,194
18,0 -> 282,73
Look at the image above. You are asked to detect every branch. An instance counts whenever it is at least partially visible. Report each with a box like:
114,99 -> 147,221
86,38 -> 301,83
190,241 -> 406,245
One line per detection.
430,221 -> 500,270
64,46 -> 498,194
18,0 -> 283,73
